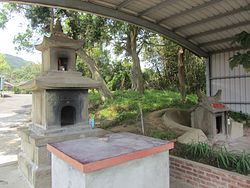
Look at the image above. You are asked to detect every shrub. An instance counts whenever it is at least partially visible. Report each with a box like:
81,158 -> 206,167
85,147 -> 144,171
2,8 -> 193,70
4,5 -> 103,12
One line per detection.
229,111 -> 250,127
186,142 -> 212,159
173,142 -> 250,175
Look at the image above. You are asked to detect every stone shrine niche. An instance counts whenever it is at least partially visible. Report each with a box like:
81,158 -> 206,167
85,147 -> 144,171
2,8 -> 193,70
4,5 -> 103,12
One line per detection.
191,90 -> 230,140
58,57 -> 68,71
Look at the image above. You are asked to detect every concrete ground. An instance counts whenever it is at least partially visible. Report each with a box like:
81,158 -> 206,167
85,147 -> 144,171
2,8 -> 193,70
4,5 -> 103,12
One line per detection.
0,94 -> 31,164
0,162 -> 30,188
227,136 -> 250,152
0,162 -> 193,188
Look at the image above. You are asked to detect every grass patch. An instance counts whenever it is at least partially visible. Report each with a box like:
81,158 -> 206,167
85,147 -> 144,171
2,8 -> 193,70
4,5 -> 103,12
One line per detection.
172,142 -> 250,175
149,130 -> 177,140
89,89 -> 197,125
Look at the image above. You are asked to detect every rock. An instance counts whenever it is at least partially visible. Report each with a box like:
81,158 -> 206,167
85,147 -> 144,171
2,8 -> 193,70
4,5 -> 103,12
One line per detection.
177,129 -> 208,144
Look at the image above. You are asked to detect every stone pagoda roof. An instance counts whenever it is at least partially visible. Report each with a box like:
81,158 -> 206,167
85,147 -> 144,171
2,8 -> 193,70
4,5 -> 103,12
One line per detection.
20,71 -> 102,90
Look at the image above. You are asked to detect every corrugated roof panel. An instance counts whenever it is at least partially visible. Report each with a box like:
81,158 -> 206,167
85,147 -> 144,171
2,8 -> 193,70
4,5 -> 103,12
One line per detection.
189,24 -> 250,42
146,3 -> 178,20
227,0 -> 249,8
165,16 -> 194,28
240,11 -> 250,20
181,11 -> 249,35
124,0 -> 156,12
204,2 -> 234,16
12,0 -> 249,55
91,0 -> 120,8
202,42 -> 233,52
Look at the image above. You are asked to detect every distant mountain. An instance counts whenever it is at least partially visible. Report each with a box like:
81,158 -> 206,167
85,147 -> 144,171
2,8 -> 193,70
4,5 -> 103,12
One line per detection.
3,54 -> 32,69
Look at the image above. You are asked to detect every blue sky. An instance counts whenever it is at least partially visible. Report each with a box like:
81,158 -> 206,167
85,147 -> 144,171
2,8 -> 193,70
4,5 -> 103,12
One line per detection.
0,12 -> 41,63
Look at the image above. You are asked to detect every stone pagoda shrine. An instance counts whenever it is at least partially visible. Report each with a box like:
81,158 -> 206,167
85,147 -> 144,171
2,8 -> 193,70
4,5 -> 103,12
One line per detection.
18,21 -> 107,188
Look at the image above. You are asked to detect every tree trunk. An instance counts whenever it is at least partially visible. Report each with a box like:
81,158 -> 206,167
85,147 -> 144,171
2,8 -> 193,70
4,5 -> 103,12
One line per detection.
76,49 -> 112,101
177,47 -> 186,102
127,26 -> 144,94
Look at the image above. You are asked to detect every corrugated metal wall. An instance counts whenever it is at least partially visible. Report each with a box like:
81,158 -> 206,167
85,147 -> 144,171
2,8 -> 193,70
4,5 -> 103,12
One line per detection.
209,50 -> 250,115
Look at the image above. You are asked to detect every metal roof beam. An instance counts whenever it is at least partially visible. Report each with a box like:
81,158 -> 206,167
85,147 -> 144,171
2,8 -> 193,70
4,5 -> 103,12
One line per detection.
116,0 -> 134,10
199,37 -> 234,47
137,0 -> 176,17
0,0 -> 209,57
174,6 -> 249,32
157,0 -> 223,24
187,21 -> 250,40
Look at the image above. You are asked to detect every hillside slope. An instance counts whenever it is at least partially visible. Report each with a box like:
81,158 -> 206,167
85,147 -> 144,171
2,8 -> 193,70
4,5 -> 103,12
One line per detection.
3,54 -> 31,69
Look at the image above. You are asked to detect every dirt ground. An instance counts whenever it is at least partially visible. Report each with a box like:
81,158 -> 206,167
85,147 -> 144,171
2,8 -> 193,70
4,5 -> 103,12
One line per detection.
108,109 -> 187,140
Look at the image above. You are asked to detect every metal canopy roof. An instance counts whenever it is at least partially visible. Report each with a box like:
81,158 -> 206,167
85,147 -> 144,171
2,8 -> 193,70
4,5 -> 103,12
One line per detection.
2,0 -> 250,57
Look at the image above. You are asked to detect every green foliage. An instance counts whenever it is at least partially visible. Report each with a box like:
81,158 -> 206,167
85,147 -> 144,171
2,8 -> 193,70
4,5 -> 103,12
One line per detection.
0,3 -> 17,29
232,31 -> 250,49
13,85 -> 21,94
108,60 -> 131,91
13,29 -> 35,52
229,111 -> 250,127
229,31 -> 250,71
4,53 -> 31,69
214,147 -> 236,169
174,142 -> 250,175
186,142 -> 212,159
229,51 -> 250,71
0,54 -> 11,74
10,63 -> 41,85
235,152 -> 250,175
149,130 -> 177,140
143,37 -> 206,93
89,90 -> 197,124
0,5 -> 8,29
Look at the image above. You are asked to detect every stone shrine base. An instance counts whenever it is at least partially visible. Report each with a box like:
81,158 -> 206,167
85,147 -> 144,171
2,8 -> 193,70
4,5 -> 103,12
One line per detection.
18,126 -> 108,188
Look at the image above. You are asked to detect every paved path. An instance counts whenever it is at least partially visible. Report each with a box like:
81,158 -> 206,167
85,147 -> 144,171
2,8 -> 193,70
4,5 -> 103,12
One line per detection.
0,94 -> 32,164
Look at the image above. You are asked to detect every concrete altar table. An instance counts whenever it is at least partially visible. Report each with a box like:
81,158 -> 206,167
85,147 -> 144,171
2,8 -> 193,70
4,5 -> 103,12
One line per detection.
47,132 -> 174,188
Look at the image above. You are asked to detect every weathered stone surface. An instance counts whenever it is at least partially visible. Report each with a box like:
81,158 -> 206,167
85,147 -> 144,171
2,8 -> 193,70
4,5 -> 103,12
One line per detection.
177,129 -> 208,144
33,166 -> 51,188
228,121 -> 244,140
162,108 -> 193,132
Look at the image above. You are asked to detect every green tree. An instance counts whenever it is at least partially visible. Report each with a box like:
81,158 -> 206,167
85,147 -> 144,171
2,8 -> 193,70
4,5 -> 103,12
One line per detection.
109,21 -> 152,94
10,63 -> 41,84
143,36 -> 205,94
229,31 -> 250,71
0,4 -> 113,99
0,54 -> 11,74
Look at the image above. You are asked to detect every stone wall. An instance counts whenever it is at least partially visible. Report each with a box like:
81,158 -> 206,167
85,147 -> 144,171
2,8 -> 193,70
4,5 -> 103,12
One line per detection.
170,156 -> 250,188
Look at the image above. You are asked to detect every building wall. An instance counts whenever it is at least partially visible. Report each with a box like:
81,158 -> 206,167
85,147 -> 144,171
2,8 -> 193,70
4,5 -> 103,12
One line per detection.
209,50 -> 250,115
170,156 -> 250,188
